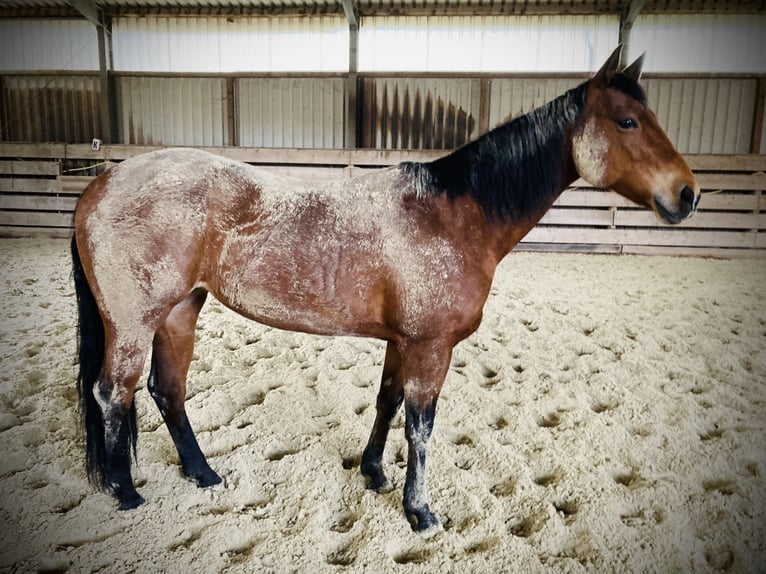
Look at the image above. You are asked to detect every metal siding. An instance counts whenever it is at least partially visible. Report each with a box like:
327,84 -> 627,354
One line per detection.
0,20 -> 99,71
0,75 -> 101,142
361,77 -> 481,149
116,76 -> 228,145
488,77 -> 583,129
643,77 -> 757,154
113,16 -> 348,72
360,15 -> 618,72
631,14 -> 766,73
237,77 -> 345,148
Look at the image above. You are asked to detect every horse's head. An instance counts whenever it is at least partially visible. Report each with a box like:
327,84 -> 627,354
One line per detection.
572,46 -> 700,224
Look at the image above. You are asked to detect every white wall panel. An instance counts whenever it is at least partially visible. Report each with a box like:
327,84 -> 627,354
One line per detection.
631,14 -> 766,73
488,77 -> 583,129
237,77 -> 345,147
113,16 -> 348,72
642,77 -> 758,154
116,76 -> 228,146
359,15 -> 619,72
0,20 -> 98,71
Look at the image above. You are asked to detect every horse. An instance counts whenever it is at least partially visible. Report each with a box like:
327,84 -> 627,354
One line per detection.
71,46 -> 699,538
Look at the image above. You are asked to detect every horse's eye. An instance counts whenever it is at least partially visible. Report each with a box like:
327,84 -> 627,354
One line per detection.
617,118 -> 638,130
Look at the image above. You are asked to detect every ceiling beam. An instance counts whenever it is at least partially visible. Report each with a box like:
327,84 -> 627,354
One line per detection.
66,0 -> 104,27
619,0 -> 645,65
341,0 -> 359,28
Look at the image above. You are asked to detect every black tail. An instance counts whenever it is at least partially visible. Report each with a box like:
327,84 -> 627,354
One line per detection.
71,234 -> 137,489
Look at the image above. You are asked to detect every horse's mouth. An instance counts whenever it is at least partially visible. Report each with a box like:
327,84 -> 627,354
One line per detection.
653,195 -> 698,225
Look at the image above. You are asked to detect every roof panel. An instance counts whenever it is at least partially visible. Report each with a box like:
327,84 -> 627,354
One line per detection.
1,0 -> 764,18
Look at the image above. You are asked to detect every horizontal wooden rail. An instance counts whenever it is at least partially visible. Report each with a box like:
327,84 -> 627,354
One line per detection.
1,144 -> 764,257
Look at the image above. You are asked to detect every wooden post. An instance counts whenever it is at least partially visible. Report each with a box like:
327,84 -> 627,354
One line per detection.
750,77 -> 765,154
96,20 -> 116,144
342,0 -> 359,149
70,0 -> 116,143
226,77 -> 236,146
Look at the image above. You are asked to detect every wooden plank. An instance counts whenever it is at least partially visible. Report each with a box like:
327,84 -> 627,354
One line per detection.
614,210 -> 763,230
556,189 -> 635,208
0,178 -> 60,193
624,245 -> 766,258
0,227 -> 72,239
0,196 -> 78,211
1,143 -> 444,166
0,211 -> 73,227
0,160 -> 59,176
59,175 -> 95,192
515,242 -> 622,254
697,193 -> 759,211
695,172 -> 766,191
539,208 -> 614,226
523,227 -> 756,249
0,142 -> 67,158
687,155 -> 766,172
1,143 -> 762,173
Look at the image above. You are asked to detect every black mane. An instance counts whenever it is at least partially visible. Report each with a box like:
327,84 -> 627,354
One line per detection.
400,81 -> 588,223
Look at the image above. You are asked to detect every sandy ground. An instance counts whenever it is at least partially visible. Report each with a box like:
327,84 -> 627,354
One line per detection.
0,237 -> 764,573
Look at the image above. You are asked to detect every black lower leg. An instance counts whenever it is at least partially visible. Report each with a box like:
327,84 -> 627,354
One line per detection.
148,363 -> 221,488
166,413 -> 222,487
403,399 -> 441,535
361,378 -> 403,492
103,406 -> 144,510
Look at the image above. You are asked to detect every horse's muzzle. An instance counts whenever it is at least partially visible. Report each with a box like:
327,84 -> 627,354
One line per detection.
655,184 -> 700,225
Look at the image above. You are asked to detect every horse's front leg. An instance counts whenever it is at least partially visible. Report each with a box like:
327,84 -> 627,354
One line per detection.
361,341 -> 402,492
400,339 -> 452,537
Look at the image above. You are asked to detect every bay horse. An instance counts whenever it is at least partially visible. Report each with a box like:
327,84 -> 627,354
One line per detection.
71,46 -> 699,537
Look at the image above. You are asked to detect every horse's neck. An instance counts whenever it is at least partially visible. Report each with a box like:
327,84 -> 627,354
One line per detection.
432,83 -> 585,259
471,114 -> 582,258
487,159 -> 579,260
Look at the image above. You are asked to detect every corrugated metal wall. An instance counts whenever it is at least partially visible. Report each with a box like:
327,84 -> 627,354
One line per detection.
237,77 -> 345,147
0,14 -> 763,153
643,77 -> 758,154
116,76 -> 229,146
0,75 -> 102,142
0,20 -> 98,71
113,16 -> 349,72
360,77 -> 482,149
360,15 -> 618,72
488,77 -> 583,129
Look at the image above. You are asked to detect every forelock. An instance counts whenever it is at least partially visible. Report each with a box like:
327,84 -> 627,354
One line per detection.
608,72 -> 647,105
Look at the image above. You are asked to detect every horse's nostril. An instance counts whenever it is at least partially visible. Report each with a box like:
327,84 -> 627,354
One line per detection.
680,185 -> 695,209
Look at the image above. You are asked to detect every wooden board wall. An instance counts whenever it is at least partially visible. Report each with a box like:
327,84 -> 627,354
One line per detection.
0,143 -> 764,258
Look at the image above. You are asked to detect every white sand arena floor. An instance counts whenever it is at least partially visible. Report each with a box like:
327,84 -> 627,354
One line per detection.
1,237 -> 764,573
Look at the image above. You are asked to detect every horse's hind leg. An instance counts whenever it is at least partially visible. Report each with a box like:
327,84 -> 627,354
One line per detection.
148,288 -> 222,488
96,342 -> 149,510
361,341 -> 403,492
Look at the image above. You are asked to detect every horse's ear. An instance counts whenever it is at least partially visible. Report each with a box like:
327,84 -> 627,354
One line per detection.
593,45 -> 623,83
622,53 -> 645,82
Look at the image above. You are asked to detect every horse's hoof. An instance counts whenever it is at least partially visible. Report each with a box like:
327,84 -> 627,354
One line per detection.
363,473 -> 394,493
361,463 -> 394,493
117,491 -> 145,510
188,468 -> 223,489
406,507 -> 443,539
